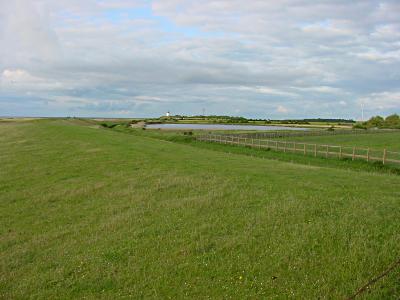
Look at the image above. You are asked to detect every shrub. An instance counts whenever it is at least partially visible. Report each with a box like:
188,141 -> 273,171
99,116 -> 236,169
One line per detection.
353,123 -> 367,130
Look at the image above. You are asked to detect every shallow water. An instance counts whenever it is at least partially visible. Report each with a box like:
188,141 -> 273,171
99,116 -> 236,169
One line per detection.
146,123 -> 308,131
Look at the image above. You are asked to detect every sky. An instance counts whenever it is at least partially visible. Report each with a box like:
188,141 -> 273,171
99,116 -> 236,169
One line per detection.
0,0 -> 399,119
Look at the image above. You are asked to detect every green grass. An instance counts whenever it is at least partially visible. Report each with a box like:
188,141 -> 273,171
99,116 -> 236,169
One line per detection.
113,126 -> 400,174
277,132 -> 400,151
1,120 -> 400,299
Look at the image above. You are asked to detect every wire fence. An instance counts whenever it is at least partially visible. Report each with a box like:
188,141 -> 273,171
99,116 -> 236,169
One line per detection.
197,134 -> 400,167
222,129 -> 399,139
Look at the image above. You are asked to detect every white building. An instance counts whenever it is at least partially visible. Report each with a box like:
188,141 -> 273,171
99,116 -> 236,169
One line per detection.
166,111 -> 170,117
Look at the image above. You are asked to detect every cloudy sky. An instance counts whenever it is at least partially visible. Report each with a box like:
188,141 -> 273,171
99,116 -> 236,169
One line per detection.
1,0 -> 399,119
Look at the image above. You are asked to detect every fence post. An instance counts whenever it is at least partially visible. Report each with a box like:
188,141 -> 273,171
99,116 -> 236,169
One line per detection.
275,141 -> 278,150
339,146 -> 342,159
326,145 -> 329,158
314,144 -> 317,157
284,141 -> 287,153
383,149 -> 387,165
303,144 -> 306,155
366,148 -> 370,162
352,147 -> 355,161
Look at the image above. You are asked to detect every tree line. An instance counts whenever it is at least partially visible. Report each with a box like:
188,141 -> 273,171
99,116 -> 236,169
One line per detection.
355,114 -> 400,129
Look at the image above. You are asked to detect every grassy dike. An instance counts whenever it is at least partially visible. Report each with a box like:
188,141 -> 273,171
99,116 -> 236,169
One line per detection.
1,119 -> 399,299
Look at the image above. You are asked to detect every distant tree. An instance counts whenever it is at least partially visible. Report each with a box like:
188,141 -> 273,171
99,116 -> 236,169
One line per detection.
366,116 -> 385,128
359,114 -> 400,129
353,123 -> 367,130
384,114 -> 400,128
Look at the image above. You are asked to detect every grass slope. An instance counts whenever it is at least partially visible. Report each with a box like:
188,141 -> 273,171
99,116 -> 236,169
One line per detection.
1,120 -> 399,299
278,132 -> 400,151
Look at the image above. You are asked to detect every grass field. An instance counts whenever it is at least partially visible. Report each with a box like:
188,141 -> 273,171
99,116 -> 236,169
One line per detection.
1,120 -> 400,299
275,132 -> 400,151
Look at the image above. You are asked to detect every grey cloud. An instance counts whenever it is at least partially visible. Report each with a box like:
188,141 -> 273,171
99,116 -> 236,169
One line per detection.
1,0 -> 399,119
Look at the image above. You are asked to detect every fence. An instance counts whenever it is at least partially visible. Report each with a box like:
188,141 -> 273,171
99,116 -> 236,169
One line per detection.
222,129 -> 399,139
197,134 -> 400,166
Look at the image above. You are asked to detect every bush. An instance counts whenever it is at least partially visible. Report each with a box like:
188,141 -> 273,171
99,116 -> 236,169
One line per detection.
353,123 -> 367,130
100,123 -> 119,128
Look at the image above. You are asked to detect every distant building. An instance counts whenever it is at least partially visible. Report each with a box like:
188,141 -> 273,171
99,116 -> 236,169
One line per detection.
166,111 -> 170,117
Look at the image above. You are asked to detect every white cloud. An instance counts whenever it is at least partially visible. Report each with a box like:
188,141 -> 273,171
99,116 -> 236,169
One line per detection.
276,105 -> 289,114
238,86 -> 298,97
358,92 -> 400,111
133,96 -> 164,102
355,49 -> 400,63
1,69 -> 62,90
292,86 -> 345,94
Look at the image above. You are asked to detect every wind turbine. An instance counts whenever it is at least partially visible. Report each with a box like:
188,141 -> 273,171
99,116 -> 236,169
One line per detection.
361,101 -> 365,122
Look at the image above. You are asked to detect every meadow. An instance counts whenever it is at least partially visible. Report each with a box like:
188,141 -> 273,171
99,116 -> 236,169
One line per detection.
1,119 -> 399,299
272,132 -> 400,151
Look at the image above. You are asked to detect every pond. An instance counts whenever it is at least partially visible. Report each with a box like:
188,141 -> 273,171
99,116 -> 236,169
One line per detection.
145,123 -> 308,131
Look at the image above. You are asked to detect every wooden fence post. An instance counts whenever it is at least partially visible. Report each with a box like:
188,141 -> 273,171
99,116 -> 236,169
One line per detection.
339,146 -> 342,159
383,149 -> 387,165
352,147 -> 356,161
314,144 -> 317,157
366,148 -> 370,162
284,141 -> 287,153
303,144 -> 306,155
326,145 -> 329,158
